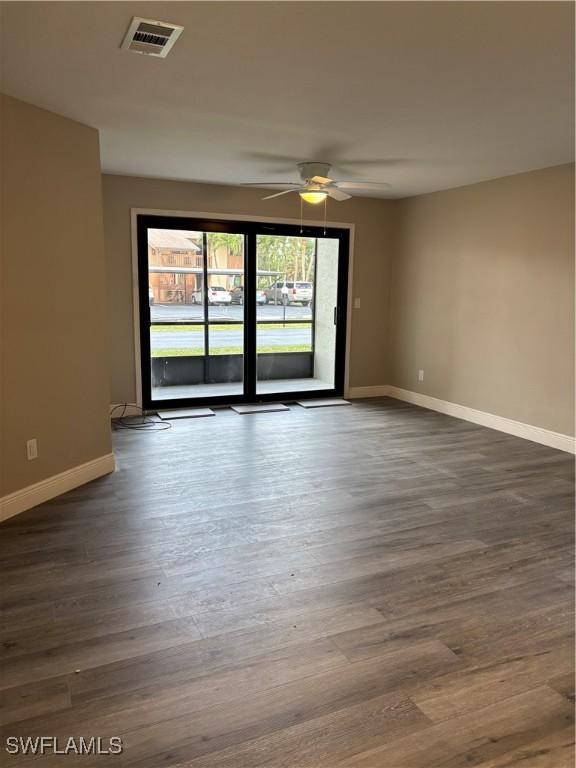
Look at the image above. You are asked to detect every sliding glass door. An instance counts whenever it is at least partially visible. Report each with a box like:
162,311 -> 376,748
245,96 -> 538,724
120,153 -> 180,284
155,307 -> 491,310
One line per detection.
255,234 -> 341,395
137,215 -> 349,408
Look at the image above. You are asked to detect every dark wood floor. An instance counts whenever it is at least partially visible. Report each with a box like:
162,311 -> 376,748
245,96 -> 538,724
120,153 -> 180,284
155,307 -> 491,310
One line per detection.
0,398 -> 574,767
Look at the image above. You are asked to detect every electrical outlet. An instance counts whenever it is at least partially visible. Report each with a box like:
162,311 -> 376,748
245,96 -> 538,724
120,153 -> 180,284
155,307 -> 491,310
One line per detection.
353,297 -> 361,309
418,369 -> 425,382
26,439 -> 38,460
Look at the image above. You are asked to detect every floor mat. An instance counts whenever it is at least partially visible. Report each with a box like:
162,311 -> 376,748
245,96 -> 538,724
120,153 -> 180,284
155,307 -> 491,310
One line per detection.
231,403 -> 290,414
158,408 -> 215,420
296,398 -> 351,408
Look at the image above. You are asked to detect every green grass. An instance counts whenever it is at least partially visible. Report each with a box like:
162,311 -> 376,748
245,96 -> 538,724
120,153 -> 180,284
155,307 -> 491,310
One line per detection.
152,345 -> 310,357
151,323 -> 312,357
152,323 -> 312,332
152,348 -> 204,357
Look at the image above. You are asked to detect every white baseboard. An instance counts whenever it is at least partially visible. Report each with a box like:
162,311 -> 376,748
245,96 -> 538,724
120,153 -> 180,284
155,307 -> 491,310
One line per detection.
387,386 -> 575,454
347,385 -> 392,399
0,453 -> 116,523
110,403 -> 142,418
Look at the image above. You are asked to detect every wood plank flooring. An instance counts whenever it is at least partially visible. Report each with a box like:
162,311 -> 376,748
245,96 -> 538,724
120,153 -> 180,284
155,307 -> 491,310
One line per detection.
0,397 -> 573,767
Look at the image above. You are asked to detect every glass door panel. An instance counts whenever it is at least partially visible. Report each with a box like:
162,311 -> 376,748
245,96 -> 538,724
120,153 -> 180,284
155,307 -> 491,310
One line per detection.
146,227 -> 244,401
206,232 -> 244,396
256,234 -> 338,396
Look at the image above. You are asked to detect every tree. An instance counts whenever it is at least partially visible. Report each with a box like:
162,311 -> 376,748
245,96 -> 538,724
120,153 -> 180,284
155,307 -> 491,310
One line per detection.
256,236 -> 315,285
206,233 -> 243,268
205,233 -> 315,286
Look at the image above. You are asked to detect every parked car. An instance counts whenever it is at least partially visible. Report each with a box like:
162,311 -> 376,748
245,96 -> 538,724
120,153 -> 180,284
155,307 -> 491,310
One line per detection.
230,286 -> 267,305
264,281 -> 313,306
148,287 -> 154,305
192,286 -> 232,305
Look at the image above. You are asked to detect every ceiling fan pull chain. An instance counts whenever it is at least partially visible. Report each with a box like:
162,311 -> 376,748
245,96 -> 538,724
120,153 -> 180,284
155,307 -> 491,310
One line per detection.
300,195 -> 304,234
323,196 -> 327,235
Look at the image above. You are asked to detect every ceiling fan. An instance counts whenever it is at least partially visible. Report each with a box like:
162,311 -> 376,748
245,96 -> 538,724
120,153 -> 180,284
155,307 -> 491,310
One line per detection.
243,162 -> 390,204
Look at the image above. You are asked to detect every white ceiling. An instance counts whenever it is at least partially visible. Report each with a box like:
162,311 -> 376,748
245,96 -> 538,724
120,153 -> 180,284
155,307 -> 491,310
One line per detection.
1,1 -> 573,198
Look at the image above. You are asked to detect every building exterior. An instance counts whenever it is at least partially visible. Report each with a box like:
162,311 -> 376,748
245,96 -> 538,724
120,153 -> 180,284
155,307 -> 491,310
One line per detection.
148,230 -> 243,304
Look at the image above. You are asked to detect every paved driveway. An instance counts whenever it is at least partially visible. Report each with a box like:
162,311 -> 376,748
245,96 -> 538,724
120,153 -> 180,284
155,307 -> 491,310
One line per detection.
150,303 -> 313,353
151,303 -> 312,323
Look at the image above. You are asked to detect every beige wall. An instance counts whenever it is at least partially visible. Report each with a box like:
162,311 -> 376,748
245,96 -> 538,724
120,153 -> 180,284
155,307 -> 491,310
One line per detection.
102,175 -> 395,404
1,95 -> 112,497
390,164 -> 575,436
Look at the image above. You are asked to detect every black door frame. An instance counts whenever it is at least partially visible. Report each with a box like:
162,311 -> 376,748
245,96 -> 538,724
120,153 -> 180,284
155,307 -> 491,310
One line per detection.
137,213 -> 350,409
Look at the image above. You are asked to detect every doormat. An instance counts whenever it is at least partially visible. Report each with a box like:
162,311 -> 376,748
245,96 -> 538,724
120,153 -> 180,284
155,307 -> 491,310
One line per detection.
296,399 -> 351,408
158,408 -> 215,420
231,403 -> 290,414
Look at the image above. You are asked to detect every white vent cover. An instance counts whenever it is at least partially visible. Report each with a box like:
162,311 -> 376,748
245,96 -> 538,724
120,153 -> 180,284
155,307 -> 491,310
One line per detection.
121,17 -> 183,58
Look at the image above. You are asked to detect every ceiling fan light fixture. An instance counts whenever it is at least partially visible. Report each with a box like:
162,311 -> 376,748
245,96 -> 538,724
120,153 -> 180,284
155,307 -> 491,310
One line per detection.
299,190 -> 328,205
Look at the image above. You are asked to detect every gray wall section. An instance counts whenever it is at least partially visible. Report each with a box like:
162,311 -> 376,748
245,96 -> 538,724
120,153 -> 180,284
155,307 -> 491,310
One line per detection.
313,238 -> 339,388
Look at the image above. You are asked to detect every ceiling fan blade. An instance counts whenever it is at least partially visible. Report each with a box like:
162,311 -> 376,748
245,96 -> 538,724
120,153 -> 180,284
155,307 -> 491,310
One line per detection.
310,175 -> 335,184
327,187 -> 352,201
335,158 -> 415,167
335,181 -> 391,190
242,182 -> 300,187
262,189 -> 299,200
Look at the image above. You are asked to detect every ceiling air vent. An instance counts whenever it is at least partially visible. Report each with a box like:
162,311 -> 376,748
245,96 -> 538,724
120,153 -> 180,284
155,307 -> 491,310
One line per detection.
121,17 -> 184,58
